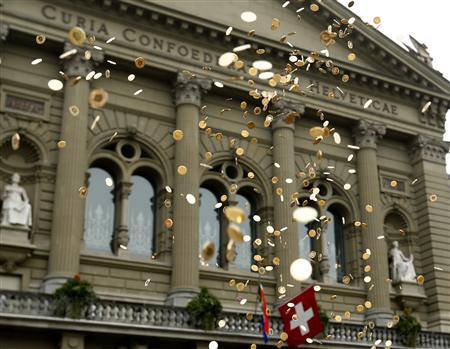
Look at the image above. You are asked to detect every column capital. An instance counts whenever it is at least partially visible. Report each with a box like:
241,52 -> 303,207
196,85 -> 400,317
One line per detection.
409,135 -> 449,164
353,120 -> 386,149
174,72 -> 212,107
0,23 -> 9,41
62,42 -> 104,78
271,98 -> 305,130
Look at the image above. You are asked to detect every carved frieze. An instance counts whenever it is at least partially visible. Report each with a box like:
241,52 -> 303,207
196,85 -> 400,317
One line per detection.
409,135 -> 449,164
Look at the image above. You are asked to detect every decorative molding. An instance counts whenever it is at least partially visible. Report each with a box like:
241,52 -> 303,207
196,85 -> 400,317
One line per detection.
173,72 -> 212,107
409,135 -> 449,164
353,120 -> 386,149
62,42 -> 104,78
418,97 -> 447,129
0,23 -> 9,41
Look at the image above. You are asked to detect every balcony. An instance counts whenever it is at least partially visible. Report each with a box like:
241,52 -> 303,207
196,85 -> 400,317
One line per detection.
0,290 -> 449,348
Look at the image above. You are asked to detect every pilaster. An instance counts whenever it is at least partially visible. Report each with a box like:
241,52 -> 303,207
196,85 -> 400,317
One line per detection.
166,72 -> 211,306
113,181 -> 133,253
409,135 -> 450,332
354,120 -> 392,326
271,100 -> 304,300
43,43 -> 104,293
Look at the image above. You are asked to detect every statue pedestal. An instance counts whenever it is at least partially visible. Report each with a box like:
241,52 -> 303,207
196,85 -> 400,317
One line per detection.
0,225 -> 35,272
393,281 -> 426,310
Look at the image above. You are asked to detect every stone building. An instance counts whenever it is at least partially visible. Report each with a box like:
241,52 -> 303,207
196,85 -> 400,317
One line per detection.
0,0 -> 449,348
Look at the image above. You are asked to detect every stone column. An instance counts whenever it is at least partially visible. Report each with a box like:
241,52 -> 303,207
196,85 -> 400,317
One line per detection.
113,181 -> 132,254
354,120 -> 392,325
409,135 -> 450,332
43,43 -> 103,292
166,72 -> 211,306
271,100 -> 304,300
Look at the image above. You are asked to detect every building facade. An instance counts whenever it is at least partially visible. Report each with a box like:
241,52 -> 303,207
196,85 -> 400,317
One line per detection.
0,0 -> 449,348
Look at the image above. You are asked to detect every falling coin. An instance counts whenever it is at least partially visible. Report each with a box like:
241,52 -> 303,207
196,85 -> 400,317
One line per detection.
416,275 -> 425,285
69,105 -> 80,116
365,204 -> 373,213
390,180 -> 398,187
135,57 -> 145,68
373,16 -> 381,25
11,133 -> 20,150
342,275 -> 351,285
356,304 -> 365,313
172,129 -> 184,141
236,147 -> 244,156
310,3 -> 319,12
68,26 -> 86,46
177,165 -> 188,175
236,282 -> 245,292
36,35 -> 46,44
164,218 -> 173,229
348,53 -> 356,61
79,186 -> 88,198
89,88 -> 108,109
224,206 -> 246,224
429,194 -> 438,202
364,301 -> 372,309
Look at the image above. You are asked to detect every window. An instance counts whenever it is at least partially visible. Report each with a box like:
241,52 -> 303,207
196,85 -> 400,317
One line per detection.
233,193 -> 253,271
326,207 -> 346,283
298,223 -> 312,260
84,167 -> 115,253
128,175 -> 155,258
199,187 -> 221,267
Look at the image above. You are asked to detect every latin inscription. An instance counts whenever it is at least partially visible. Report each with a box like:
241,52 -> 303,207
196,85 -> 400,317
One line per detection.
5,94 -> 45,116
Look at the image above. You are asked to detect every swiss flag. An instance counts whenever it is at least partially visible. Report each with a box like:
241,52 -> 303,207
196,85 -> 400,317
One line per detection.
278,286 -> 324,347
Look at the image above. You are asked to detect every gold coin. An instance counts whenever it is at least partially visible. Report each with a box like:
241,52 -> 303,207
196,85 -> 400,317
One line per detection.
390,180 -> 398,187
220,194 -> 228,202
342,74 -> 350,82
310,3 -> 320,12
268,79 -> 277,87
429,194 -> 438,202
278,286 -> 286,294
387,320 -> 394,328
215,133 -> 223,141
365,204 -> 373,213
309,127 -> 324,138
272,257 -> 280,265
177,165 -> 187,175
364,301 -> 372,309
342,275 -> 351,285
204,152 -> 213,160
68,26 -> 86,46
36,35 -> 46,44
335,315 -> 342,322
276,187 -> 283,195
348,53 -> 356,61
201,241 -> 216,261
172,129 -> 184,141
240,101 -> 247,109
87,34 -> 96,45
308,229 -> 317,238
11,133 -> 20,150
271,18 -> 280,30
254,107 -> 261,115
248,67 -> 258,76
135,56 -> 145,68
57,140 -> 66,148
356,304 -> 365,313
251,344 -> 257,349
234,60 -> 244,69
236,282 -> 245,292
357,332 -> 364,339
164,218 -> 173,229
362,252 -> 370,260
247,121 -> 256,129
416,275 -> 425,285
373,16 -> 381,25
393,314 -> 400,322
254,254 -> 262,262
280,332 -> 288,341
256,48 -> 265,55
248,171 -> 255,179
198,120 -> 207,129
273,230 -> 280,237
276,340 -> 284,349
271,177 -> 279,184
229,279 -> 236,287
318,199 -> 326,207
69,105 -> 80,116
368,321 -> 375,329
224,206 -> 246,224
246,312 -> 253,321
250,137 -> 258,144
79,186 -> 88,198
364,265 -> 371,273
344,311 -> 351,318
241,129 -> 250,138
89,88 -> 108,109
236,147 -> 244,156
164,199 -> 172,208
228,223 -> 244,242
251,264 -> 259,272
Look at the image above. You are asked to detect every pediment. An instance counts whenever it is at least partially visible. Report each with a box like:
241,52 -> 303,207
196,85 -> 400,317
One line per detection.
146,0 -> 450,94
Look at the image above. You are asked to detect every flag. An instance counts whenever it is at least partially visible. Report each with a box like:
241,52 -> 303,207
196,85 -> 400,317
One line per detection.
278,286 -> 323,347
258,284 -> 269,343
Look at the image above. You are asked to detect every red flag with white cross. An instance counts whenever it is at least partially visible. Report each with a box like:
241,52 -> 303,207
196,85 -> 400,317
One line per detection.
278,286 -> 324,347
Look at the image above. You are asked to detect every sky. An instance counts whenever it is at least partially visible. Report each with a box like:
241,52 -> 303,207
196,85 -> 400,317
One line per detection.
336,0 -> 450,174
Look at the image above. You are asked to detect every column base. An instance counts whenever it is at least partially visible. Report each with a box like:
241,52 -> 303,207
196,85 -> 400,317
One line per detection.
365,308 -> 394,326
41,274 -> 72,293
165,287 -> 199,307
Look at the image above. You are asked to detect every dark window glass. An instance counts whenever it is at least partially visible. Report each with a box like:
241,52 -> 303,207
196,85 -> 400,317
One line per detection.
234,194 -> 253,271
326,208 -> 346,282
199,188 -> 220,267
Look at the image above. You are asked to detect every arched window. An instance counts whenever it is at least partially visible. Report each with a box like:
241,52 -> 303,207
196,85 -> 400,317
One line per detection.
84,167 -> 115,252
298,223 -> 312,259
233,193 -> 253,271
326,207 -> 346,283
127,175 -> 155,258
199,187 -> 221,267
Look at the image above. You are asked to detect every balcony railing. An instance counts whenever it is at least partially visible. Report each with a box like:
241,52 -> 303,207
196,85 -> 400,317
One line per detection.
0,291 -> 449,348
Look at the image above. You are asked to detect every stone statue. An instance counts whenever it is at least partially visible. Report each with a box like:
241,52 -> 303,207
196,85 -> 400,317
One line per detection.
1,173 -> 32,227
390,241 -> 416,283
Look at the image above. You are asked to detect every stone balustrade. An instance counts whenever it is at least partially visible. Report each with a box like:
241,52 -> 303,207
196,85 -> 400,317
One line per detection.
0,291 -> 449,348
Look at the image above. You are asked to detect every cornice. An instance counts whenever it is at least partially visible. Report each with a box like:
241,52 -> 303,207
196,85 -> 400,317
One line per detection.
409,135 -> 450,165
60,0 -> 450,109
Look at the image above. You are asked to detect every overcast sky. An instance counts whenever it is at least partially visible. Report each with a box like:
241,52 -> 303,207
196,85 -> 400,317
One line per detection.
336,0 -> 450,174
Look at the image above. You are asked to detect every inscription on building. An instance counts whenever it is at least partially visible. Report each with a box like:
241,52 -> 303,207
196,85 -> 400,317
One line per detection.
5,94 -> 45,116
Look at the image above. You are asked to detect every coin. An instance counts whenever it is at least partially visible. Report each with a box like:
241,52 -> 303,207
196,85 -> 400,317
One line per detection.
365,204 -> 373,213
57,140 -> 66,148
240,101 -> 247,109
135,57 -> 145,68
68,26 -> 86,46
236,147 -> 244,156
416,275 -> 425,285
177,165 -> 187,175
348,53 -> 356,61
36,35 -> 46,44
172,129 -> 184,141
310,3 -> 319,12
164,218 -> 173,229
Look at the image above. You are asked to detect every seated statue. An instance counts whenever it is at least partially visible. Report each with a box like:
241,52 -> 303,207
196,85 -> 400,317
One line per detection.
389,240 -> 416,283
1,173 -> 32,227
